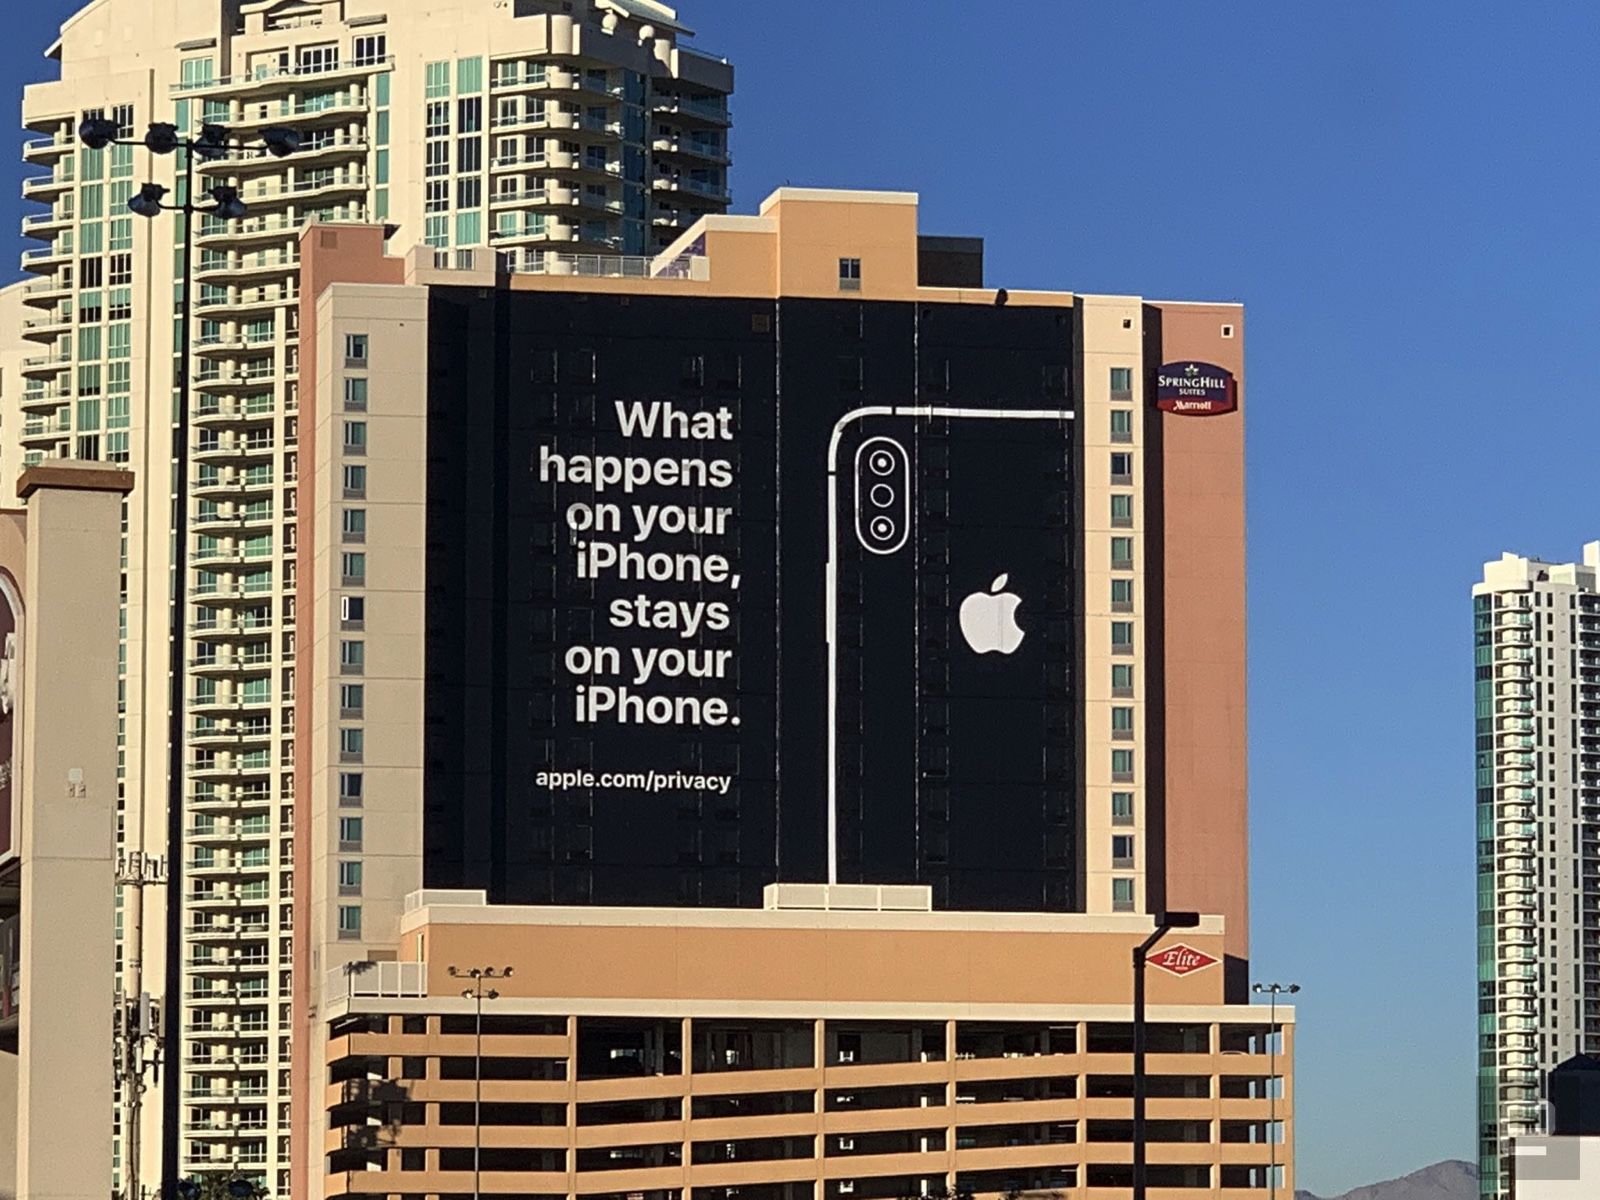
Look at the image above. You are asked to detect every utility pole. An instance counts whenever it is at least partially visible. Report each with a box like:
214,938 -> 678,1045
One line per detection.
115,849 -> 168,1200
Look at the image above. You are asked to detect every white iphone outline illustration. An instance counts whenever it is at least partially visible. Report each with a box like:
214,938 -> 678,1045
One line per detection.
824,405 -> 1075,885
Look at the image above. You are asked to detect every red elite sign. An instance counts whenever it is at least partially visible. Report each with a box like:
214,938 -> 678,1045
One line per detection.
1148,944 -> 1218,977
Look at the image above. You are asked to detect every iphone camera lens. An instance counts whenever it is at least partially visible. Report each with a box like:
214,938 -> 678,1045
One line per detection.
869,450 -> 896,477
869,483 -> 895,508
869,516 -> 895,541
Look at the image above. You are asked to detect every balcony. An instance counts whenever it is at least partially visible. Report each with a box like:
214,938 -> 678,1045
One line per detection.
186,818 -> 272,844
21,308 -> 73,341
20,244 -> 73,274
21,171 -> 74,200
652,136 -> 730,167
20,415 -> 72,443
653,93 -> 731,127
195,397 -> 278,426
195,287 -> 298,318
21,209 -> 72,239
188,722 -> 273,749
21,281 -> 73,313
195,252 -> 299,285
21,351 -> 73,378
188,791 -> 273,815
192,507 -> 274,538
542,150 -> 625,182
171,55 -> 394,98
227,92 -> 370,132
651,174 -> 730,206
188,647 -> 274,681
492,66 -> 621,102
193,436 -> 277,465
22,133 -> 75,162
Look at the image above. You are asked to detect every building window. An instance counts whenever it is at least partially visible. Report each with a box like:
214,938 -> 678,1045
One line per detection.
1110,452 -> 1133,485
341,596 -> 366,630
339,816 -> 364,851
338,861 -> 363,897
342,509 -> 367,544
1112,878 -> 1135,912
353,35 -> 388,66
345,334 -> 368,367
1111,538 -> 1134,571
340,684 -> 365,718
339,772 -> 364,807
1112,664 -> 1135,698
425,61 -> 450,99
839,257 -> 862,292
1111,621 -> 1134,654
1111,494 -> 1133,529
1110,367 -> 1133,400
1111,706 -> 1134,737
1110,410 -> 1133,443
1112,749 -> 1135,782
343,465 -> 367,499
340,640 -> 365,676
340,728 -> 364,763
343,421 -> 367,454
337,904 -> 362,940
1112,835 -> 1135,868
1112,791 -> 1135,826
341,552 -> 366,586
298,44 -> 338,74
1111,578 -> 1134,613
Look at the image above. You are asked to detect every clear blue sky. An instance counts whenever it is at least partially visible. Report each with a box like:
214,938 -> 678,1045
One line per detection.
8,1 -> 1600,1194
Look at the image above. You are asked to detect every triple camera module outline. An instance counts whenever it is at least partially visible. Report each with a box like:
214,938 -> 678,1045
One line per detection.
824,404 -> 1076,883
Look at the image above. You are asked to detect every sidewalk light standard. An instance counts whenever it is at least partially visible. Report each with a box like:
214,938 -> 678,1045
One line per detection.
448,965 -> 514,1198
1252,982 -> 1300,1200
78,112 -> 300,1199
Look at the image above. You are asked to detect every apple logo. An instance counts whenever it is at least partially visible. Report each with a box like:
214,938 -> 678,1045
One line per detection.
959,574 -> 1026,655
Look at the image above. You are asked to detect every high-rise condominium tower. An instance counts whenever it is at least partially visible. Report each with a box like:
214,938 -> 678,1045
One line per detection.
3,1 -> 731,1192
1473,547 -> 1600,1200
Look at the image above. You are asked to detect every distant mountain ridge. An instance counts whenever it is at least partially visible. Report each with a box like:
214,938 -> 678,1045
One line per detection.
1297,1160 -> 1478,1200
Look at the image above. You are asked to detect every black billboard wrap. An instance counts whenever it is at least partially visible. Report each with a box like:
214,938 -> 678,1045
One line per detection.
425,290 -> 1077,911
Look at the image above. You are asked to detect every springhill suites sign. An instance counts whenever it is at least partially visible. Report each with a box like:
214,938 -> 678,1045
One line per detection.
1155,361 -> 1237,416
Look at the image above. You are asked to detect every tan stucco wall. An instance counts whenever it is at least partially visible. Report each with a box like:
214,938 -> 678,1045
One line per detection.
1147,304 -> 1249,980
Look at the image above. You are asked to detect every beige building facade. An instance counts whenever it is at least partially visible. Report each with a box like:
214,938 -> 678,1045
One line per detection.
0,462 -> 134,1200
314,888 -> 1291,1200
285,189 -> 1261,1198
7,1 -> 732,1191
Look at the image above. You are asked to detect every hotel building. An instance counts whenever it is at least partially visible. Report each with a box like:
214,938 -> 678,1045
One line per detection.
1473,548 -> 1600,1199
7,0 -> 731,1191
282,188 -> 1272,1199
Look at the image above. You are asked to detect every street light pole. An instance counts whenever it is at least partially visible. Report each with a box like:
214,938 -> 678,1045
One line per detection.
77,114 -> 300,1200
449,965 -> 513,1198
1252,982 -> 1300,1200
1132,910 -> 1200,1200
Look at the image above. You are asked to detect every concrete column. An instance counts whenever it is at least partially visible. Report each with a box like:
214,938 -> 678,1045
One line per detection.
12,462 -> 133,1200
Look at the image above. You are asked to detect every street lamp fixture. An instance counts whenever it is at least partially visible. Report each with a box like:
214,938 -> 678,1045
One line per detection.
144,122 -> 181,156
261,126 -> 303,158
128,183 -> 169,219
77,116 -> 118,150
1252,982 -> 1300,1200
77,116 -> 299,1200
1132,910 -> 1202,1200
208,186 -> 249,222
192,123 -> 231,161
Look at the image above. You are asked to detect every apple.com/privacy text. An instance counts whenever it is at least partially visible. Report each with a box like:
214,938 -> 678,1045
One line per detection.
536,770 -> 734,796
